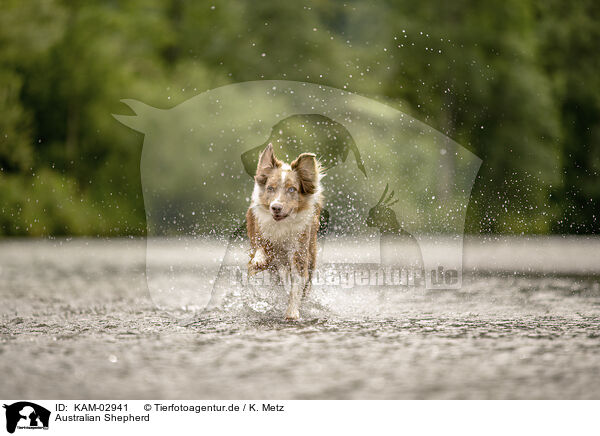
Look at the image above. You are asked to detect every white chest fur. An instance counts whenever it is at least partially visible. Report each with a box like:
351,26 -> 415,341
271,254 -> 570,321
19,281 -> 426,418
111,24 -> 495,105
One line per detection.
251,205 -> 313,246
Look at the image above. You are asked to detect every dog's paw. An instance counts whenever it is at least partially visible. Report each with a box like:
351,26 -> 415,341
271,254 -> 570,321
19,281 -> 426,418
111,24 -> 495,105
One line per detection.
284,308 -> 300,321
248,249 -> 268,276
251,248 -> 267,267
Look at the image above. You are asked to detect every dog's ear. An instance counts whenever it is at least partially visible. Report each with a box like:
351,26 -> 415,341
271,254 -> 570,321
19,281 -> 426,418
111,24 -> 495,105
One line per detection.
291,153 -> 318,194
255,143 -> 279,185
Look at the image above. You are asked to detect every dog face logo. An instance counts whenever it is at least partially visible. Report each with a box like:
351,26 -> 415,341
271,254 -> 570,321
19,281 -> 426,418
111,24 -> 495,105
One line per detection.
3,402 -> 50,433
114,80 -> 481,314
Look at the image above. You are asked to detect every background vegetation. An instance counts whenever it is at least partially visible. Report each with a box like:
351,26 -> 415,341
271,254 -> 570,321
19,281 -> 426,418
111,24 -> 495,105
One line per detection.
1,0 -> 599,236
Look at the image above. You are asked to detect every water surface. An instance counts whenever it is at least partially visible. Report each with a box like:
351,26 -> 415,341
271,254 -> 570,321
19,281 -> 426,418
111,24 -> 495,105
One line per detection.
1,238 -> 599,399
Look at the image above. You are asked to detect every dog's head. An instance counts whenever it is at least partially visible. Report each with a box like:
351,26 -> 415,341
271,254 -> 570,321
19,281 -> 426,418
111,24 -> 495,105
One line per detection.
253,143 -> 320,221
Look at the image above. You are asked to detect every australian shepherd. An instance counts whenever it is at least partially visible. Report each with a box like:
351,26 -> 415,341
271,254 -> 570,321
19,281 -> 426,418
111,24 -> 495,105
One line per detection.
246,143 -> 323,320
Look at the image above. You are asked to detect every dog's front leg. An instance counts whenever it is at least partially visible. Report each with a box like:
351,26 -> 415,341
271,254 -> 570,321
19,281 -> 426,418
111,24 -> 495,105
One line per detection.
285,268 -> 305,320
276,264 -> 300,319
285,252 -> 308,320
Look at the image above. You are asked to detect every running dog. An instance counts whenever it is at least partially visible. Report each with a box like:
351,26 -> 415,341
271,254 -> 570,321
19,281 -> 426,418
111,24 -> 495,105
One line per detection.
246,143 -> 323,320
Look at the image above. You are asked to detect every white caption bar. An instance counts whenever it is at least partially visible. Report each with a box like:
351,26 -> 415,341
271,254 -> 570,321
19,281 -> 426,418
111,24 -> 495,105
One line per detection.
0,400 -> 597,436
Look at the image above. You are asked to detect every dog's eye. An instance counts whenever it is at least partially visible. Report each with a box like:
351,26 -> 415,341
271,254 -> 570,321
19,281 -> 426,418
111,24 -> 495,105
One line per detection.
287,187 -> 296,193
267,186 -> 275,192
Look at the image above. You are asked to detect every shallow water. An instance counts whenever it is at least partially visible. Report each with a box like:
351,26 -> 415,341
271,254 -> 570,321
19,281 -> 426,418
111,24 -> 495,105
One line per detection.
1,238 -> 600,399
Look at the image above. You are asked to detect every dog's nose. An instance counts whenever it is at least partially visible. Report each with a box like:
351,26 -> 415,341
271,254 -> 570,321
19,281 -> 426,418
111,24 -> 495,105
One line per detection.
271,203 -> 283,214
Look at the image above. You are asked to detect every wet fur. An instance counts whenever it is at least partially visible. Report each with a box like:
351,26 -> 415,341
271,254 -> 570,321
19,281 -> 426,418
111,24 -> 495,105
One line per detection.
246,143 -> 323,320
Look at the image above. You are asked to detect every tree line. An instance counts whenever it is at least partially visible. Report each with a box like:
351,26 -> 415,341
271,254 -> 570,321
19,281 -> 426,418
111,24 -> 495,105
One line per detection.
1,0 -> 598,236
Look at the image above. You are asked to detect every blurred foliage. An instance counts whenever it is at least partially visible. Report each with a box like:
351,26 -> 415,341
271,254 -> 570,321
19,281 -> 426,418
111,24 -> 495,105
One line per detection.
0,0 -> 598,236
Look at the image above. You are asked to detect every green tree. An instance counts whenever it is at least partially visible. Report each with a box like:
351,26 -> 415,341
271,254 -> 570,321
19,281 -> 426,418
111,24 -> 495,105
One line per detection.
537,0 -> 600,233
